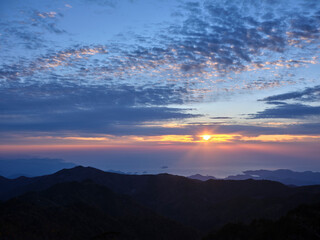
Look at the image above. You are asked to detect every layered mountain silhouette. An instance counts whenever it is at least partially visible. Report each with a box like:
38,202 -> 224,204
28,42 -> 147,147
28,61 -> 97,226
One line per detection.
189,169 -> 320,186
1,166 -> 320,239
188,174 -> 216,181
226,169 -> 320,186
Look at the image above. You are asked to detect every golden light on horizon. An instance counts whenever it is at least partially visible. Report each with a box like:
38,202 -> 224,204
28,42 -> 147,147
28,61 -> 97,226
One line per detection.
7,133 -> 318,148
201,135 -> 212,141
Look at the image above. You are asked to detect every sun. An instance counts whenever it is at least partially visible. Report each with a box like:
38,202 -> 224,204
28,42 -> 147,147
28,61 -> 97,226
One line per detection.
201,135 -> 212,141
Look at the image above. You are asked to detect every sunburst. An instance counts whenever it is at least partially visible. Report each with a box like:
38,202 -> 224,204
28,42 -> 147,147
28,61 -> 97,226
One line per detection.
201,135 -> 212,141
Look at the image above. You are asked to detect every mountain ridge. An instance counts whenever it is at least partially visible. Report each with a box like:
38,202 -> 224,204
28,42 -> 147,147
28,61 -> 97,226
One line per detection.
189,169 -> 320,186
0,180 -> 199,240
2,166 -> 320,232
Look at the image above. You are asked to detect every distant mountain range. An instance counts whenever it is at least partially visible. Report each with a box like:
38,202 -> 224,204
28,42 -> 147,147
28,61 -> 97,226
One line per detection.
189,169 -> 320,186
188,174 -> 216,181
3,158 -> 320,187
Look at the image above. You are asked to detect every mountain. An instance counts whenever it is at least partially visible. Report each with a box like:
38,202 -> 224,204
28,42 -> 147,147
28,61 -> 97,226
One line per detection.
188,174 -> 216,181
225,169 -> 320,186
203,202 -> 320,240
2,166 -> 320,233
0,180 -> 199,240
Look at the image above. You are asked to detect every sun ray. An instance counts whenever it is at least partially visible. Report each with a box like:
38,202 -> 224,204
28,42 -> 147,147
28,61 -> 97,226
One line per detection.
201,135 -> 212,141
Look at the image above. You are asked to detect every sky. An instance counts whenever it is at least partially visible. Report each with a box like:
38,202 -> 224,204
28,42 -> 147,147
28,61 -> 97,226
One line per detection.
0,0 -> 319,177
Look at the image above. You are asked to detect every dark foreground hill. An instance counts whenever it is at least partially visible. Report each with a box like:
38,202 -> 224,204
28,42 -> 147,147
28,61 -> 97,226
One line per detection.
203,202 -> 320,240
0,180 -> 199,240
1,166 -> 320,234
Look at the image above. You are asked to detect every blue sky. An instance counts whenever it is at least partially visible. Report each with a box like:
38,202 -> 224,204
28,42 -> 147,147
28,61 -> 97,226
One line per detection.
0,0 -> 319,176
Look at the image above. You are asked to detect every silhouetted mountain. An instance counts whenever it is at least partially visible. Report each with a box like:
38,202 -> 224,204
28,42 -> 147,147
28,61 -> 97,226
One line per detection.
188,174 -> 216,181
203,202 -> 320,240
0,180 -> 199,240
2,166 -> 320,233
189,169 -> 320,186
226,169 -> 320,186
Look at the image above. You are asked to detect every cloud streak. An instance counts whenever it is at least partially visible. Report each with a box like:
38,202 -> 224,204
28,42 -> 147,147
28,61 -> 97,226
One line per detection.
261,85 -> 320,102
253,85 -> 320,119
250,103 -> 320,119
0,83 -> 198,134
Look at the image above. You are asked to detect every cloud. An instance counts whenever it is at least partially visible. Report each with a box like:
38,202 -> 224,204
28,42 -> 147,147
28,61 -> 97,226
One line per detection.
0,7 -> 66,51
210,117 -> 233,120
251,85 -> 320,119
250,103 -> 320,119
1,0 -> 319,142
189,122 -> 320,137
2,121 -> 320,146
0,45 -> 108,81
31,10 -> 65,34
0,83 -> 198,134
1,0 -> 319,97
261,85 -> 320,102
0,106 -> 195,134
146,0 -> 320,80
0,22 -> 47,50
